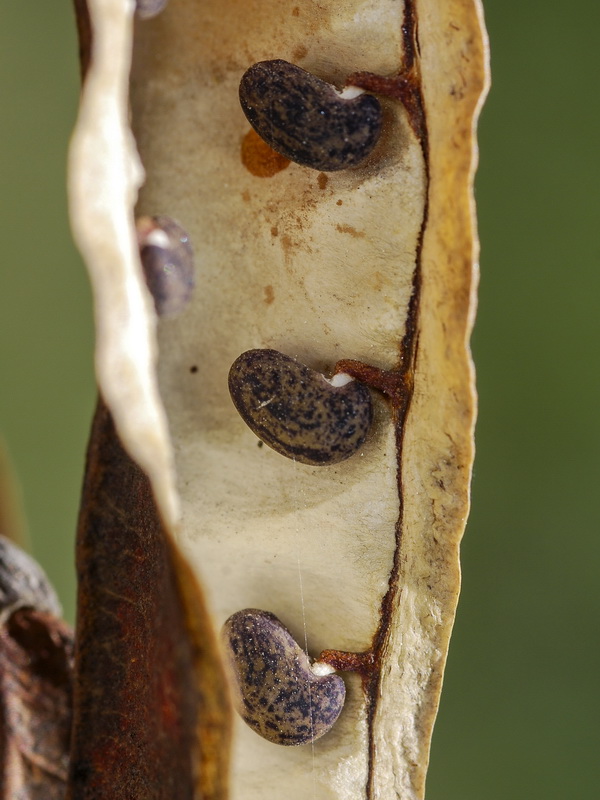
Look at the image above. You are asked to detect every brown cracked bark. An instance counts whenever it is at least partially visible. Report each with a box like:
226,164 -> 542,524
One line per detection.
68,0 -> 488,798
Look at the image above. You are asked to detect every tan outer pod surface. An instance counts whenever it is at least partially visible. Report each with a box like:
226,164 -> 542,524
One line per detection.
70,0 -> 488,798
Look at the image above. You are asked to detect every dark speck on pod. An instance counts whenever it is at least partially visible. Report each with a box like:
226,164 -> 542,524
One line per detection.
228,349 -> 373,466
136,215 -> 195,317
239,60 -> 383,171
222,609 -> 346,746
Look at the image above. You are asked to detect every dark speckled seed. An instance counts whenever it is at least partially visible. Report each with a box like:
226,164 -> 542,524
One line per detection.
222,609 -> 346,746
239,60 -> 383,171
228,349 -> 373,466
136,215 -> 195,317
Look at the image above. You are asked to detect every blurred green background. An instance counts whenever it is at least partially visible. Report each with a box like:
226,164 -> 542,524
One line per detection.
0,4 -> 94,620
0,2 -> 598,798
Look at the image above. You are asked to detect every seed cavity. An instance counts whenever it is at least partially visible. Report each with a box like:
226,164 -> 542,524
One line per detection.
222,609 -> 346,746
228,349 -> 373,466
136,216 -> 195,317
239,60 -> 383,172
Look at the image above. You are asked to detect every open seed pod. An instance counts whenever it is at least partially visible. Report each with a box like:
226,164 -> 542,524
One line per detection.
69,0 -> 488,798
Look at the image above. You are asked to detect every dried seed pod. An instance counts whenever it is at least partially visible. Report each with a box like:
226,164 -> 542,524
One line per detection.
239,60 -> 383,171
222,609 -> 346,746
228,349 -> 373,466
136,215 -> 195,317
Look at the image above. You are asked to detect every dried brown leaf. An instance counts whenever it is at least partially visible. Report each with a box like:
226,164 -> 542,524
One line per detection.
0,538 -> 73,800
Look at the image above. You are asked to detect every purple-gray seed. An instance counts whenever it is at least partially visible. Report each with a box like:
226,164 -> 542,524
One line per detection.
136,215 -> 195,317
135,0 -> 169,20
222,609 -> 346,746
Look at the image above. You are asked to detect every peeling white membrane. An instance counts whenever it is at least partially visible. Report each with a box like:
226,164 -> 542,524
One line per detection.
69,0 -> 179,525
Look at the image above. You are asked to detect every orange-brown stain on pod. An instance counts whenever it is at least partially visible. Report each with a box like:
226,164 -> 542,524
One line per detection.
263,285 -> 275,305
336,223 -> 365,238
293,44 -> 308,61
241,129 -> 291,177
